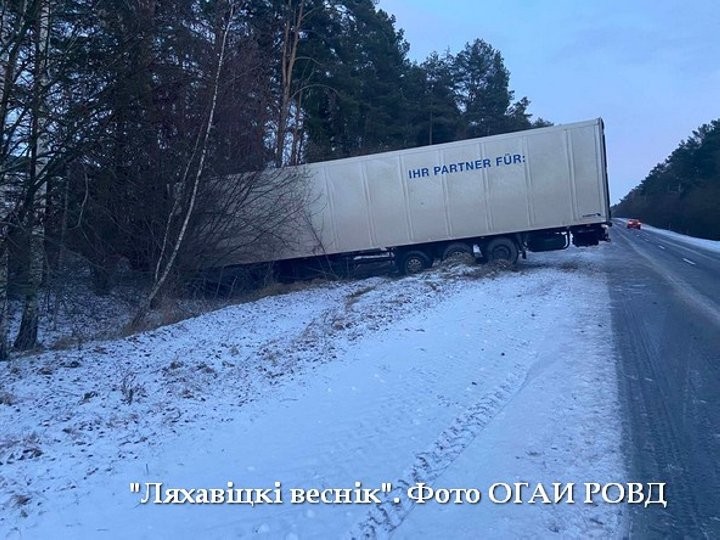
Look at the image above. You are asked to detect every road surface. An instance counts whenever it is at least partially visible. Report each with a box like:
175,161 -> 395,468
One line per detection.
608,221 -> 720,538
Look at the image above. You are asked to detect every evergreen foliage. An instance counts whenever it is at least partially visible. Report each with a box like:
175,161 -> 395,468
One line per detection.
614,120 -> 720,240
0,0 -> 552,349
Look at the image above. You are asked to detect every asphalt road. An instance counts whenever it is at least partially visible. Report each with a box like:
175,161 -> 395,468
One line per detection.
606,221 -> 720,538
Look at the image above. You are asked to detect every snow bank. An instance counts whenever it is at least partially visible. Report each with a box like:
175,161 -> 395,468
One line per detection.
616,218 -> 720,253
640,224 -> 720,253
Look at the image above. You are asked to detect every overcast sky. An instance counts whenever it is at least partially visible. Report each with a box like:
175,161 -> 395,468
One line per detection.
377,0 -> 720,203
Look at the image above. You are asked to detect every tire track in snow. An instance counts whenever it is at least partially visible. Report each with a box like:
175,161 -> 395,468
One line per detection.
347,365 -> 527,539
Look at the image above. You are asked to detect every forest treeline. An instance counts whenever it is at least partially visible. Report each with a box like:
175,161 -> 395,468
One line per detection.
614,120 -> 720,240
0,0 -> 549,355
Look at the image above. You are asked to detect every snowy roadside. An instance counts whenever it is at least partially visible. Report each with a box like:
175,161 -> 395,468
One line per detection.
0,248 -> 626,538
640,224 -> 720,253
615,218 -> 720,253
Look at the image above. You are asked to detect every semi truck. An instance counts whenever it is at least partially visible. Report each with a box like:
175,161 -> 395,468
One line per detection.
215,118 -> 611,279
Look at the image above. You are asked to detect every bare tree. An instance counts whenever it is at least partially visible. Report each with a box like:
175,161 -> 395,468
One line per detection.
273,0 -> 306,167
132,0 -> 237,324
0,0 -> 52,351
0,0 -> 15,359
13,0 -> 50,349
184,167 -> 315,274
0,0 -> 107,352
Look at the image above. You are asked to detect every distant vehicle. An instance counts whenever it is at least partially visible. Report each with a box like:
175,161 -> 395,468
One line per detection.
627,219 -> 642,230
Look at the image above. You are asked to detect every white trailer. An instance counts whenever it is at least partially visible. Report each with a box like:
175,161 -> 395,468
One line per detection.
221,118 -> 610,277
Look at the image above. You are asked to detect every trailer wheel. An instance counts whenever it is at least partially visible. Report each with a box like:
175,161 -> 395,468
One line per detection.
442,242 -> 473,260
398,250 -> 432,275
486,237 -> 519,264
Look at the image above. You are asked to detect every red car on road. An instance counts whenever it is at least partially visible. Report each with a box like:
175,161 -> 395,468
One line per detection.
627,218 -> 642,230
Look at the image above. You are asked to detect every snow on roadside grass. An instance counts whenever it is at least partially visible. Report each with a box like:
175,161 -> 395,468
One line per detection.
615,219 -> 720,253
0,281 -> 366,518
0,268 -> 472,525
0,248 -> 625,538
640,223 -> 720,253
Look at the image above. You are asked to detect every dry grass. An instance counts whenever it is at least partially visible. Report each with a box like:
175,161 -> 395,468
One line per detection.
119,372 -> 145,405
430,255 -> 525,283
344,284 -> 377,310
0,433 -> 43,465
558,260 -> 580,272
238,277 -> 323,304
123,294 -> 191,336
0,389 -> 16,406
11,493 -> 31,507
49,334 -> 82,351
119,275 -> 326,340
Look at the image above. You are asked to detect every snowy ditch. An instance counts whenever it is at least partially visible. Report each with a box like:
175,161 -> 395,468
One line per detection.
0,249 -> 627,538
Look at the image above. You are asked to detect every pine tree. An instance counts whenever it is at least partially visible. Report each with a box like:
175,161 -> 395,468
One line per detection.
615,119 -> 720,239
454,39 -> 512,137
405,52 -> 462,146
300,0 -> 411,160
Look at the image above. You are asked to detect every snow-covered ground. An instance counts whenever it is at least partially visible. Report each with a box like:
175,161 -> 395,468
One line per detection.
4,260 -> 236,350
640,224 -> 720,253
0,249 -> 627,539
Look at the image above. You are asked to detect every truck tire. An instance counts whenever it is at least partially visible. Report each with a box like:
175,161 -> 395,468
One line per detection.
442,242 -> 473,260
398,250 -> 432,275
486,237 -> 519,264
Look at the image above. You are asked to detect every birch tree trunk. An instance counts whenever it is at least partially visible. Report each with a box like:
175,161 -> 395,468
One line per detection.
14,0 -> 50,350
0,247 -> 8,360
0,0 -> 14,359
133,0 -> 235,326
274,0 -> 305,167
289,89 -> 305,166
